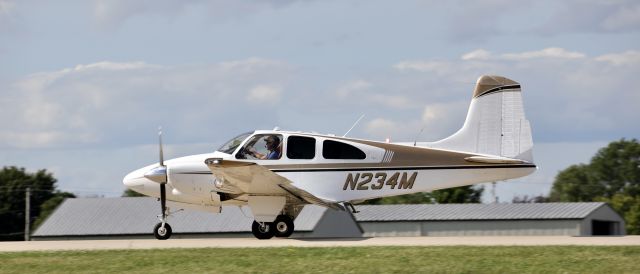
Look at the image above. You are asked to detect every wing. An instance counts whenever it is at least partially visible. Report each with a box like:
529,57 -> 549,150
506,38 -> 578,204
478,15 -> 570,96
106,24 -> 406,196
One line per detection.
204,158 -> 345,210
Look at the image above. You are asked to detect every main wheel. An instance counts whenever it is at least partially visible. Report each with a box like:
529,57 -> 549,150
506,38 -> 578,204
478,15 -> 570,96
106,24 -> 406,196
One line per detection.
154,222 -> 172,240
251,221 -> 275,240
274,215 -> 294,238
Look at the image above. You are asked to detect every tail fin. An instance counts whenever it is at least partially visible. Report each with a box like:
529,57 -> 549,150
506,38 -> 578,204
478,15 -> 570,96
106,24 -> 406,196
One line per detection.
427,75 -> 534,162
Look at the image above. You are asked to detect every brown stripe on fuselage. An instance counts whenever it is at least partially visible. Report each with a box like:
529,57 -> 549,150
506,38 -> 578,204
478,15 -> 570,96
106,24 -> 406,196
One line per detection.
260,133 -> 523,170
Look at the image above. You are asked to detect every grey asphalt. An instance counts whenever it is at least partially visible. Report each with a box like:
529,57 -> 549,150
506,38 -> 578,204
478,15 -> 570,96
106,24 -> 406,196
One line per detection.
1,236 -> 639,252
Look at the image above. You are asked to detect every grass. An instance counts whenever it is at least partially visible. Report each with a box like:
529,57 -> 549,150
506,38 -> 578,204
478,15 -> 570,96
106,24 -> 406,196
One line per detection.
1,246 -> 639,274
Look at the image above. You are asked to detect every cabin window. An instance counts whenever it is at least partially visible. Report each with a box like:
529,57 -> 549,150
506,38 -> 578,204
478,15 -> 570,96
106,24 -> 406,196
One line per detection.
287,136 -> 316,159
236,134 -> 283,160
322,140 -> 366,160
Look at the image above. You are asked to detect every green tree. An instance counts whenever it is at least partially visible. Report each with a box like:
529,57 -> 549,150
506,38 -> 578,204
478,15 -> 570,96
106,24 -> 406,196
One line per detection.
122,188 -> 145,197
0,166 -> 74,241
600,194 -> 640,235
430,185 -> 484,204
549,164 -> 601,202
550,139 -> 640,234
364,185 -> 483,205
512,195 -> 551,203
590,139 -> 640,197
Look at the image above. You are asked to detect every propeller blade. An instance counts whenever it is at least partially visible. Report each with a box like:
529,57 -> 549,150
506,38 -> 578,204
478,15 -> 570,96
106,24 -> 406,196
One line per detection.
160,183 -> 166,218
158,127 -> 164,167
144,128 -> 168,183
157,128 -> 168,220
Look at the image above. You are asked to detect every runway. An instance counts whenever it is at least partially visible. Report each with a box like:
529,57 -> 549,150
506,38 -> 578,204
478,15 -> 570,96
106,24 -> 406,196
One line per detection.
2,236 -> 640,252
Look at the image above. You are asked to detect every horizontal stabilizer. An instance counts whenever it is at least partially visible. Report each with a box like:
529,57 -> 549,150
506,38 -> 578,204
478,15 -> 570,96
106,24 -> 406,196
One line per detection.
464,156 -> 526,164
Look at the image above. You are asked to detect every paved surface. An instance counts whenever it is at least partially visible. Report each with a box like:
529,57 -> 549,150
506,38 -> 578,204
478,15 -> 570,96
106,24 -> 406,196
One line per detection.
2,236 -> 639,252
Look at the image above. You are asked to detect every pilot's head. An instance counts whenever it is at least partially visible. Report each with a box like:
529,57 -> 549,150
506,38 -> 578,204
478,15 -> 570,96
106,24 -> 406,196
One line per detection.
264,135 -> 280,151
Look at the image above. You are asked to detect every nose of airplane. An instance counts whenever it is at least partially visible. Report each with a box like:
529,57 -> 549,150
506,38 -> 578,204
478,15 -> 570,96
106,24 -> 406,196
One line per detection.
123,165 -> 156,193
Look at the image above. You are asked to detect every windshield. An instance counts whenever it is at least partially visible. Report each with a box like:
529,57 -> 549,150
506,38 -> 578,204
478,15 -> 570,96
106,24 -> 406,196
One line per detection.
217,132 -> 252,154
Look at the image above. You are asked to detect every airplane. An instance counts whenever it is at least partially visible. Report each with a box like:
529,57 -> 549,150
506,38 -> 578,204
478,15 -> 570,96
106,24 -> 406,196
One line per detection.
123,75 -> 536,240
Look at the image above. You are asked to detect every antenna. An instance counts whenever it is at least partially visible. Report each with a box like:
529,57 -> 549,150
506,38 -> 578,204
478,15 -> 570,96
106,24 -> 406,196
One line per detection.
413,126 -> 425,146
343,114 -> 365,137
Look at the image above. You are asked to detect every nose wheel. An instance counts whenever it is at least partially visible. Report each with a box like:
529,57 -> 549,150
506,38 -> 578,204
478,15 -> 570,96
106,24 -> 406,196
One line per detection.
154,222 -> 172,240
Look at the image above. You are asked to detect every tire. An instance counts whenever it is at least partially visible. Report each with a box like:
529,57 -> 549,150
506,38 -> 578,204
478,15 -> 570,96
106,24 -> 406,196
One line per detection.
274,215 -> 294,238
154,222 -> 172,240
251,221 -> 275,240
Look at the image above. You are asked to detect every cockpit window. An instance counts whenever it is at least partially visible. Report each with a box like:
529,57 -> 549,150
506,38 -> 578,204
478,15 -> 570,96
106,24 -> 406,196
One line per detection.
236,134 -> 283,160
217,132 -> 252,154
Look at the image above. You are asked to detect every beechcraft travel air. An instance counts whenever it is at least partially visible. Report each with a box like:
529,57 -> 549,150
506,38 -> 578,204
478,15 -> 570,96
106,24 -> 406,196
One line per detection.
123,75 -> 536,240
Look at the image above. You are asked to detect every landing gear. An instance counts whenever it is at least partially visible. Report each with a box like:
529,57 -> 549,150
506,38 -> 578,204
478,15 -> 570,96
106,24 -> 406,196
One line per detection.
274,215 -> 294,238
250,215 -> 294,240
154,222 -> 172,240
251,221 -> 275,240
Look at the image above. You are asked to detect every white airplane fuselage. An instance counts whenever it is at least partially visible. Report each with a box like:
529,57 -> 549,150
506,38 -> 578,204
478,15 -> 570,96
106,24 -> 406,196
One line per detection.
123,131 -> 536,211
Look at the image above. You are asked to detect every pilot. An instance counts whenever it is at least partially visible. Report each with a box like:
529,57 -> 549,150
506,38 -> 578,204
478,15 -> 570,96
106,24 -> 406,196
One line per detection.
249,135 -> 281,160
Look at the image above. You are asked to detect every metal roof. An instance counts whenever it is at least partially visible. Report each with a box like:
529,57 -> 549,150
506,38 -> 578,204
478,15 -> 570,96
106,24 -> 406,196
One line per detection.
353,203 -> 608,222
34,198 -> 611,237
33,197 -> 327,237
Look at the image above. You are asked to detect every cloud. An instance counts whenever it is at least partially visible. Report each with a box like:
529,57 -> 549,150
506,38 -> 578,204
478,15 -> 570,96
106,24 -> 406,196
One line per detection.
421,102 -> 466,127
365,118 -> 398,138
500,48 -> 586,60
445,0 -> 527,42
219,58 -> 286,73
72,61 -> 163,72
3,47 -> 639,152
0,0 -> 13,15
460,47 -> 586,61
392,47 -> 640,142
246,85 -> 282,104
538,0 -> 640,34
461,49 -> 491,61
93,0 -> 198,29
393,61 -> 453,75
333,80 -> 419,109
335,80 -> 372,97
602,3 -> 640,31
92,0 -> 314,29
0,58 -> 291,149
370,94 -> 417,109
0,0 -> 16,32
595,50 -> 640,65
364,101 -> 468,142
444,0 -> 640,41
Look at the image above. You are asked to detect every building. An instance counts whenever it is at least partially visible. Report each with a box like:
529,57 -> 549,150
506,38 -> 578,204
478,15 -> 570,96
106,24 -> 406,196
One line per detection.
32,198 -> 625,240
32,197 -> 362,240
355,203 -> 625,236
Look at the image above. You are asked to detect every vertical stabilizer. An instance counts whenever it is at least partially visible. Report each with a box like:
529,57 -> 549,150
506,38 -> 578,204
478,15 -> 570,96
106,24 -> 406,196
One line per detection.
426,75 -> 534,162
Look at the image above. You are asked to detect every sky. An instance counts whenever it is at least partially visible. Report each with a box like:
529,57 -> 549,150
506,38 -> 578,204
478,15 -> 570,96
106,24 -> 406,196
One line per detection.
0,0 -> 638,202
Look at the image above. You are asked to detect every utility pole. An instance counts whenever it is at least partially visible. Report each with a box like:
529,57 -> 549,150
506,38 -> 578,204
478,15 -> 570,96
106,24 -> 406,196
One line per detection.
491,182 -> 498,203
25,187 -> 30,241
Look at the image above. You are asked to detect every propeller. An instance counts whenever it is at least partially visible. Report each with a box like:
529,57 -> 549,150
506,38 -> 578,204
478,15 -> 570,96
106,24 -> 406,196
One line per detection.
144,128 -> 168,220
